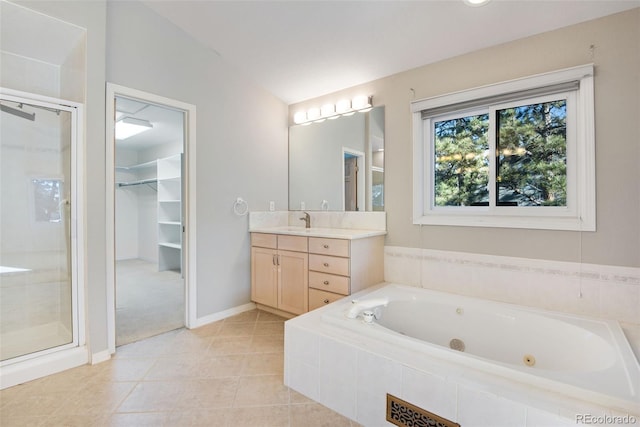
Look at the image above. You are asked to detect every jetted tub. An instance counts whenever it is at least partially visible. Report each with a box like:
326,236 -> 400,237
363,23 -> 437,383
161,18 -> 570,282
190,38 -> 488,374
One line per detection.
321,284 -> 640,414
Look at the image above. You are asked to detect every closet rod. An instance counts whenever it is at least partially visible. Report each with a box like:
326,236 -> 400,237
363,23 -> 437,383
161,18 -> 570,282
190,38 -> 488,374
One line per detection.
117,178 -> 157,189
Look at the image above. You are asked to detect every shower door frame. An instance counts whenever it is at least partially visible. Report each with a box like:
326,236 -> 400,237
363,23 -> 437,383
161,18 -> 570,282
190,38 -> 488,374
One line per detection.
0,87 -> 86,368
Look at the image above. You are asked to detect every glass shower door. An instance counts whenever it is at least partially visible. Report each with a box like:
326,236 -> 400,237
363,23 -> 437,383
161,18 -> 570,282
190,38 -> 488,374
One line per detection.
0,95 -> 76,362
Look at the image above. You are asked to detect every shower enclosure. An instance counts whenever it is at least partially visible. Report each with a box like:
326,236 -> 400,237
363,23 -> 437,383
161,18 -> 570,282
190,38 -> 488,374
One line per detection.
0,91 -> 81,365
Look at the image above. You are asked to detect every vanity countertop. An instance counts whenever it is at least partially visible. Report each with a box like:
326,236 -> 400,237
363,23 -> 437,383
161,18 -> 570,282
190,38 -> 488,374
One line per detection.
249,226 -> 386,240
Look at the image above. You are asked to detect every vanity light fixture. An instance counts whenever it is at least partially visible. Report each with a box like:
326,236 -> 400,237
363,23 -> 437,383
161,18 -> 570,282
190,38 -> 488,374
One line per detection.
293,95 -> 373,125
307,107 -> 321,121
352,95 -> 372,111
335,99 -> 351,114
321,103 -> 335,117
293,111 -> 307,124
115,117 -> 153,140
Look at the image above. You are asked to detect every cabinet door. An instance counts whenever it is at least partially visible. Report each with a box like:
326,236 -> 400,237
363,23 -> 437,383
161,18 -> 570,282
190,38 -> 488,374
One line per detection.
251,247 -> 278,307
278,250 -> 308,315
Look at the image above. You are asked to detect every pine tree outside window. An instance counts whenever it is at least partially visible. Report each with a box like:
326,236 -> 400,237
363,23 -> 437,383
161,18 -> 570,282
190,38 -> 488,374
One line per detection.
412,65 -> 595,231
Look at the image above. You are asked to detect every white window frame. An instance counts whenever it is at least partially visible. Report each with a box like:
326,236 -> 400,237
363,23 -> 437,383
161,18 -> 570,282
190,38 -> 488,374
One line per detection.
412,64 -> 595,231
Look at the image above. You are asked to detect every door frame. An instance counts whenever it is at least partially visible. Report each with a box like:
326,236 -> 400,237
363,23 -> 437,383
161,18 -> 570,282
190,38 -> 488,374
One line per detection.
105,83 -> 197,354
341,147 -> 365,211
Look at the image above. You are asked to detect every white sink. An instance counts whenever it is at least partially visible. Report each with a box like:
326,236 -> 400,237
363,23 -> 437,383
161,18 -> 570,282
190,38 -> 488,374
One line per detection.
250,225 -> 386,240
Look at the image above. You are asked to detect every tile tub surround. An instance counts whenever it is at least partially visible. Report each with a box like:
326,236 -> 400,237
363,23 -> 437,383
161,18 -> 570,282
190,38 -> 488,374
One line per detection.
384,246 -> 640,356
249,211 -> 387,232
284,287 -> 639,427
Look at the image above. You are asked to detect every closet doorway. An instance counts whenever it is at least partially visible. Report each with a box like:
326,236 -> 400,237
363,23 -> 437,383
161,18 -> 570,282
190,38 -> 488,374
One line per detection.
106,84 -> 197,352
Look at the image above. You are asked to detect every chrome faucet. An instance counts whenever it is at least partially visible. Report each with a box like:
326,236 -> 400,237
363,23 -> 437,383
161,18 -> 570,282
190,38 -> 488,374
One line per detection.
300,211 -> 311,229
346,298 -> 389,319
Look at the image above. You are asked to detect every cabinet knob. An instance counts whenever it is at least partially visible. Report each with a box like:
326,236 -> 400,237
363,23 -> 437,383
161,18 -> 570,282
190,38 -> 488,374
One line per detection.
323,244 -> 329,249
323,299 -> 330,304
323,280 -> 329,285
323,262 -> 329,267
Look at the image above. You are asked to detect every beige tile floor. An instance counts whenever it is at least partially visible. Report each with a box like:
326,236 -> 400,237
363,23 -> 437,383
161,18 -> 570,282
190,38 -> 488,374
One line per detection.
1,310 -> 362,427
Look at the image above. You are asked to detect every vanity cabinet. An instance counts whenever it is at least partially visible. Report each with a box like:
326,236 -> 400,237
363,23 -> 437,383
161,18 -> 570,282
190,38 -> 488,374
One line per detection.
251,233 -> 309,315
307,236 -> 384,311
251,231 -> 384,316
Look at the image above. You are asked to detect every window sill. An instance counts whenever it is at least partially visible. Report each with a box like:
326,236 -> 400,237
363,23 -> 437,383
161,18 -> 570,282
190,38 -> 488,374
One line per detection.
413,213 -> 595,231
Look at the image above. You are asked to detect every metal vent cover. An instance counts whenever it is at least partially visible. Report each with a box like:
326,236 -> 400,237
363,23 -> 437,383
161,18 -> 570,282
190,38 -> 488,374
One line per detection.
387,394 -> 460,427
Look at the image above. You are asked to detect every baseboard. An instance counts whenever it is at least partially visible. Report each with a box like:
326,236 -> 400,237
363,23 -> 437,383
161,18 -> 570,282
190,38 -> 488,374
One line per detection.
191,302 -> 257,328
90,349 -> 111,365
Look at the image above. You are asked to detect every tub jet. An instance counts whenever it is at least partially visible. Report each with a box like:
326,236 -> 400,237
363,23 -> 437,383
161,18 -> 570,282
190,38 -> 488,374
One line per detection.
523,354 -> 536,367
449,338 -> 465,352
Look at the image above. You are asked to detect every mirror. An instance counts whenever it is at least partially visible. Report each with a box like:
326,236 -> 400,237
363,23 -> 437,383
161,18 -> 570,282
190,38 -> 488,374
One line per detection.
289,106 -> 384,211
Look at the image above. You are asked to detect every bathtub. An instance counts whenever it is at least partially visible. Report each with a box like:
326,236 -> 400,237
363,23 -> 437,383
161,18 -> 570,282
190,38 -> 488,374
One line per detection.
320,283 -> 640,415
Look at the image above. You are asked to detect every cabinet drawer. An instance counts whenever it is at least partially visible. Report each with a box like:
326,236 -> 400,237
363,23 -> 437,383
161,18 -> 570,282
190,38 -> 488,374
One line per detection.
309,254 -> 349,276
309,271 -> 349,295
309,288 -> 345,311
251,233 -> 277,249
278,235 -> 308,252
308,237 -> 349,257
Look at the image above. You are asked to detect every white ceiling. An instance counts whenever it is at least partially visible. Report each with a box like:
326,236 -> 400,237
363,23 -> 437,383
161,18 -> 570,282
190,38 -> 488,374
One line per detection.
115,96 -> 184,151
142,0 -> 639,104
1,1 -> 85,66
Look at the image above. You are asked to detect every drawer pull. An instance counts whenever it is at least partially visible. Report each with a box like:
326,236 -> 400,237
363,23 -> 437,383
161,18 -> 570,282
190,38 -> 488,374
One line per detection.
323,244 -> 329,249
323,262 -> 329,267
323,280 -> 330,285
323,299 -> 330,304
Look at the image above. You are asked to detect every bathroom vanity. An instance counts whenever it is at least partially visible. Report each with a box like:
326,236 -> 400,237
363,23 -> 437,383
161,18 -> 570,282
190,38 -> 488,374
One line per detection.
250,226 -> 385,317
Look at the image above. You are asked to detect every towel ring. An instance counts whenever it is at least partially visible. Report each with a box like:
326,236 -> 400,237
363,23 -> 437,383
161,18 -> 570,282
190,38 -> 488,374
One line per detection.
233,197 -> 249,216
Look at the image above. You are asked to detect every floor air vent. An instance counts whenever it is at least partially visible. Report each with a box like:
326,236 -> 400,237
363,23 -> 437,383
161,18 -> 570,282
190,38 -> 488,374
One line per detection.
386,394 -> 460,427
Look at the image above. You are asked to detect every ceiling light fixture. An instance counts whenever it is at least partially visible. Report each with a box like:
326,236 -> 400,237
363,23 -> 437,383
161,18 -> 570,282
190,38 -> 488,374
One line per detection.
115,117 -> 153,140
464,0 -> 491,6
293,95 -> 373,125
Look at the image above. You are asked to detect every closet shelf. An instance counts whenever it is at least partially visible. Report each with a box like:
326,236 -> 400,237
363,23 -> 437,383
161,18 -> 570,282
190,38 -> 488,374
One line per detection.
158,154 -> 183,273
159,242 -> 181,249
115,159 -> 157,171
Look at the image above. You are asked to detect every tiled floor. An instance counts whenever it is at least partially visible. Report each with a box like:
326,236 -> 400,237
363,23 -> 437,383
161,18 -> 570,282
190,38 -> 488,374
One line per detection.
0,310 -> 361,427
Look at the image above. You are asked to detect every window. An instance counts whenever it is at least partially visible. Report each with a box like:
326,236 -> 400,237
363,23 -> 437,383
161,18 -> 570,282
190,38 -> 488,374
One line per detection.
32,178 -> 63,223
412,65 -> 595,231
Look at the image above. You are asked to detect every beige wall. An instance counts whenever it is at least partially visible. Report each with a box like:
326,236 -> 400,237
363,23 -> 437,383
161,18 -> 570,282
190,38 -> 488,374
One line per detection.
290,8 -> 640,268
